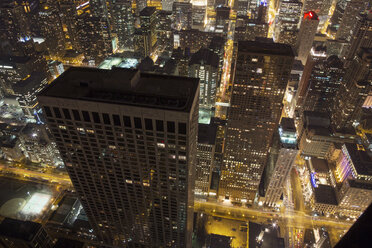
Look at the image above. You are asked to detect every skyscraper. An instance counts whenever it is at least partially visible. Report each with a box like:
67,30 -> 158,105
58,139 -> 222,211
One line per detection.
189,48 -> 219,111
336,0 -> 371,42
38,67 -> 199,247
274,0 -> 302,47
264,118 -> 298,208
331,48 -> 372,130
346,12 -> 372,62
219,40 -> 295,204
302,54 -> 344,114
108,0 -> 135,51
296,11 -> 319,65
139,7 -> 158,58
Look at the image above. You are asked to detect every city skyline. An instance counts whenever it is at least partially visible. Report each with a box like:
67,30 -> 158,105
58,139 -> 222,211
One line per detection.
0,0 -> 371,248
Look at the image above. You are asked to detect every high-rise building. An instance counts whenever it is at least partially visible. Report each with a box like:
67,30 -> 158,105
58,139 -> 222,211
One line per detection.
0,1 -> 31,45
139,7 -> 158,58
172,2 -> 192,31
192,5 -> 206,30
302,55 -> 344,114
264,118 -> 298,208
38,2 -> 66,58
0,218 -> 54,248
156,10 -> 173,56
336,143 -> 372,217
336,0 -> 370,42
0,55 -> 50,96
234,18 -> 269,42
296,11 -> 319,65
76,13 -> 113,64
331,48 -> 372,130
108,0 -> 135,51
274,0 -> 302,47
38,67 -> 199,247
219,40 -> 294,203
189,48 -> 219,110
346,12 -> 372,62
58,0 -> 81,51
195,122 -> 218,198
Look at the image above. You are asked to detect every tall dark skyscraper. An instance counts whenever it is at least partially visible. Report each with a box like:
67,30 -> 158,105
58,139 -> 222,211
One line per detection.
38,67 -> 199,247
332,48 -> 372,130
302,54 -> 344,114
219,40 -> 295,204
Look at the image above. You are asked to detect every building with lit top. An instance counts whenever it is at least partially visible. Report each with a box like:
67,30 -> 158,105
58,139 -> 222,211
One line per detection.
219,40 -> 294,204
264,118 -> 298,208
296,11 -> 319,65
38,67 -> 199,248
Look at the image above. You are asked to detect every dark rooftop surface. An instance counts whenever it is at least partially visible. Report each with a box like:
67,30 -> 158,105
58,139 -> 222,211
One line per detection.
38,67 -> 199,112
207,234 -> 231,248
345,143 -> 372,177
238,40 -> 295,57
189,48 -> 219,68
54,238 -> 84,248
280,118 -> 296,132
309,157 -> 329,173
13,72 -> 46,94
314,185 -> 338,206
198,123 -> 217,145
0,218 -> 41,242
0,55 -> 31,65
348,179 -> 372,190
140,6 -> 156,16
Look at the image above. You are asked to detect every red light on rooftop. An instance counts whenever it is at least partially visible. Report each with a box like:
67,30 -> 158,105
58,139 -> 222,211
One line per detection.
304,11 -> 318,21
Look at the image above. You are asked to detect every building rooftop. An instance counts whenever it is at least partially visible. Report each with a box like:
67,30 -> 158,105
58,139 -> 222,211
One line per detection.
304,11 -> 319,21
189,48 -> 219,68
140,6 -> 156,16
280,118 -> 296,132
345,143 -> 372,177
0,218 -> 42,242
38,67 -> 199,112
13,72 -> 47,94
314,185 -> 338,206
348,179 -> 372,190
54,238 -> 84,248
207,234 -> 231,248
309,157 -> 329,173
0,55 -> 31,66
198,123 -> 217,145
238,40 -> 295,57
303,111 -> 330,128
